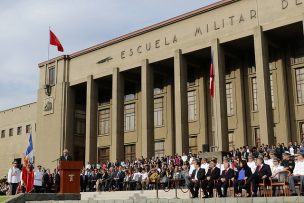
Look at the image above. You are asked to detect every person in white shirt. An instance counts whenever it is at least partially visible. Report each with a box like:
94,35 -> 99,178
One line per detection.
247,156 -> 256,174
141,168 -> 148,189
270,158 -> 284,180
7,161 -> 21,195
34,165 -> 44,193
200,158 -> 209,171
130,168 -> 142,190
265,152 -> 275,168
189,159 -> 195,176
219,159 -> 229,173
181,153 -> 188,163
289,146 -> 295,156
289,153 -> 304,196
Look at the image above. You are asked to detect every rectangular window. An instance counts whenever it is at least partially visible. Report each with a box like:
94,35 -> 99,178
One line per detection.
1,130 -> 5,138
124,144 -> 136,161
26,125 -> 31,133
154,141 -> 165,158
98,148 -> 110,163
228,132 -> 234,151
98,109 -> 110,135
9,128 -> 13,137
251,77 -> 258,111
254,127 -> 261,147
189,136 -> 198,155
48,67 -> 55,86
154,97 -> 164,127
296,68 -> 304,103
74,112 -> 85,136
270,74 -> 275,108
226,82 -> 233,115
124,103 -> 136,132
188,91 -> 197,121
17,126 -> 22,135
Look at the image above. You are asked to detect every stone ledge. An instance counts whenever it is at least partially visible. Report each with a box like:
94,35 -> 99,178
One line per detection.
3,193 -> 80,203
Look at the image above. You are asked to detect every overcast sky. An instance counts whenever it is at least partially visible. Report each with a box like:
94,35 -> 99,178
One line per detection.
0,0 -> 219,111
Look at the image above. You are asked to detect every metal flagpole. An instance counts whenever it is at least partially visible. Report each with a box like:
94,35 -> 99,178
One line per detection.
48,26 -> 51,61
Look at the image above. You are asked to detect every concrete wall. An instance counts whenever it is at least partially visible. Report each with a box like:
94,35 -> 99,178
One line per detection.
0,103 -> 36,177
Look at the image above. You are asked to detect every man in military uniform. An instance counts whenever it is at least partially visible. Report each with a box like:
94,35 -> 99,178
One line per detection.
280,152 -> 295,173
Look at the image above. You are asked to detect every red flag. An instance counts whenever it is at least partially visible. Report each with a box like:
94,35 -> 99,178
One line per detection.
22,159 -> 34,193
50,30 -> 64,52
209,54 -> 214,97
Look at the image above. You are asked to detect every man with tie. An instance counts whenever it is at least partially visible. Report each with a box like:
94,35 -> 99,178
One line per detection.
60,149 -> 72,161
250,157 -> 271,197
189,160 -> 206,198
216,162 -> 234,197
201,160 -> 221,198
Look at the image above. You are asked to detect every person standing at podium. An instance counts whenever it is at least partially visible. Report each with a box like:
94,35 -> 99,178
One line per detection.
60,149 -> 72,161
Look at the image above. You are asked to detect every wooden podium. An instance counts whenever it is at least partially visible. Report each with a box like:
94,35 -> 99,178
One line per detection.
59,161 -> 83,193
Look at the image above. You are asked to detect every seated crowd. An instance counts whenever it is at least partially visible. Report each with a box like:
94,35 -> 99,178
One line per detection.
0,178 -> 9,196
79,141 -> 304,198
4,141 -> 304,198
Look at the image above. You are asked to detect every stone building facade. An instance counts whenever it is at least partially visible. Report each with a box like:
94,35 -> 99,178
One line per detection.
1,0 -> 304,175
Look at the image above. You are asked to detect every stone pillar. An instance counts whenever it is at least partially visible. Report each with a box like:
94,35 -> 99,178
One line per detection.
235,62 -> 247,146
85,75 -> 98,164
253,26 -> 274,145
174,49 -> 189,155
65,84 -> 75,157
198,71 -> 208,147
166,80 -> 175,155
111,68 -> 124,161
211,39 -> 228,151
141,59 -> 154,158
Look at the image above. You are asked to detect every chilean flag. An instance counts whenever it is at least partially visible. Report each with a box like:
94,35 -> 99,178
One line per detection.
209,53 -> 215,97
25,133 -> 34,164
50,30 -> 64,52
22,133 -> 34,193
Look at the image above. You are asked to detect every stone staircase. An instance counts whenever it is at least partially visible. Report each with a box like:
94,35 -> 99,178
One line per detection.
81,190 -> 191,200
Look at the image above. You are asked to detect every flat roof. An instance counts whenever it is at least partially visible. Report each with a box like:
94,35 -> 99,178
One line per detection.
0,102 -> 37,114
38,0 -> 238,67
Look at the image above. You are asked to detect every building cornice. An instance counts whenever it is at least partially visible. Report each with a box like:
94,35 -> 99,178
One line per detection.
38,0 -> 238,67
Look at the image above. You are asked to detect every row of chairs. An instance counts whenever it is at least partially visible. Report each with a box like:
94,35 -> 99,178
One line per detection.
100,172 -> 303,198
198,171 -> 302,198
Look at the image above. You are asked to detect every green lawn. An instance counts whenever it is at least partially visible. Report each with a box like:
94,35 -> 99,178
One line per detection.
0,196 -> 10,203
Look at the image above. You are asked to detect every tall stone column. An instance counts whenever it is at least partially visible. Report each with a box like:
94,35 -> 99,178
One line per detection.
211,39 -> 228,151
166,80 -> 175,155
174,49 -> 189,155
141,59 -> 154,158
65,84 -> 75,157
111,68 -> 124,161
253,26 -> 274,145
85,75 -> 98,164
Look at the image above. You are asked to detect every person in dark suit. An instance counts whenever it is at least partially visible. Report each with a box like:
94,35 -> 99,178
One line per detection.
250,157 -> 271,197
54,169 -> 60,193
189,160 -> 206,198
217,162 -> 234,197
42,169 -> 53,193
80,169 -> 88,192
60,149 -> 72,161
234,160 -> 252,197
201,160 -> 220,198
113,166 -> 125,190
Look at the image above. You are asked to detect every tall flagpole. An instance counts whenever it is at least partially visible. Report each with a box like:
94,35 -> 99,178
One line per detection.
48,26 -> 51,61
